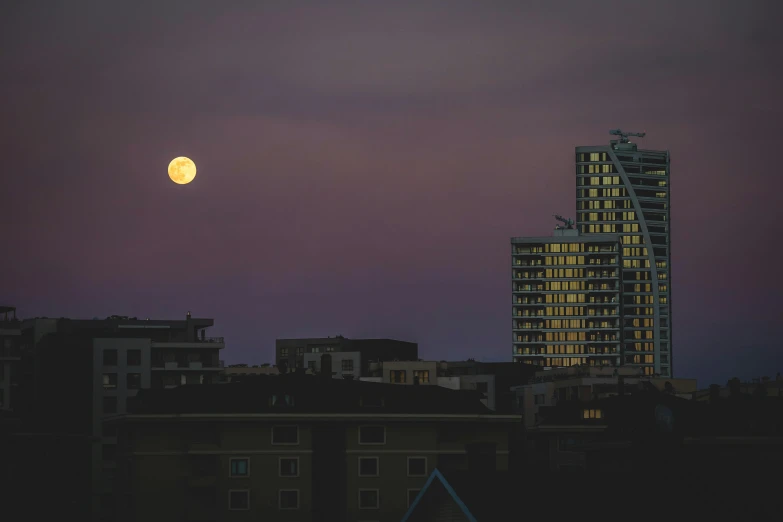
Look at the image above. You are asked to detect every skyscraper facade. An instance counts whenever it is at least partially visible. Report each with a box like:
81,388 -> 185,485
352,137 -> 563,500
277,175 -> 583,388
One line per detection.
575,131 -> 671,377
512,228 -> 622,369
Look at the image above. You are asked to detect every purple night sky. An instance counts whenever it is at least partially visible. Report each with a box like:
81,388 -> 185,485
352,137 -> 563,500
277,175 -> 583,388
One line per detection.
2,1 -> 782,387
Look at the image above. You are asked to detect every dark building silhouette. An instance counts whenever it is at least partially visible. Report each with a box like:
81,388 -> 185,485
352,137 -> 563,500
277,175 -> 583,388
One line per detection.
2,314 -> 224,522
111,374 -> 521,522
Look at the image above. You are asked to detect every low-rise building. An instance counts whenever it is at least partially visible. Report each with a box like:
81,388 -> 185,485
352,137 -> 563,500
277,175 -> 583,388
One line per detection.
275,336 -> 418,376
512,365 -> 696,429
361,359 -> 537,412
110,374 -> 522,522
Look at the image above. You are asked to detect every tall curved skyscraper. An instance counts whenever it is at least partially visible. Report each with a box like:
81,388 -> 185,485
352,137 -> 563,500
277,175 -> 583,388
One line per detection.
575,131 -> 671,377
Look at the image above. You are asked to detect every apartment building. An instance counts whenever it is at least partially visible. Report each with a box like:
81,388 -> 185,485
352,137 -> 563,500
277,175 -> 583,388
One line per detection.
575,130 -> 672,376
17,313 -> 225,522
111,374 -> 521,522
511,229 -> 623,369
275,336 -> 418,376
0,306 -> 21,411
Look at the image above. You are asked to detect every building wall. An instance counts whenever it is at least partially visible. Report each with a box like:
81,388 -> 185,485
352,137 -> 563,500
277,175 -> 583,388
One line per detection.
380,360 -> 438,385
120,417 -> 517,522
303,351 -> 361,379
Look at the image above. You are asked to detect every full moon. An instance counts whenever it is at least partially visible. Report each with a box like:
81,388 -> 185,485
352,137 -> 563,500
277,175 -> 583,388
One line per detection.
168,157 -> 197,185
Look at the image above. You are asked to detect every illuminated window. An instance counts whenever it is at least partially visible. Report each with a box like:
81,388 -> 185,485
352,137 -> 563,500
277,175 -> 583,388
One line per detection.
582,409 -> 603,419
390,370 -> 406,384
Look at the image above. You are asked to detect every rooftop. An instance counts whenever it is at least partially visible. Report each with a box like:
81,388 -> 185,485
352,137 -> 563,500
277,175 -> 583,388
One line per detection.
126,373 -> 498,416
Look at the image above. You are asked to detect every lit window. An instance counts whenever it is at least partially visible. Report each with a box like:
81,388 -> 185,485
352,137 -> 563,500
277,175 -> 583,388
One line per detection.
582,409 -> 603,419
390,370 -> 406,383
102,373 -> 118,389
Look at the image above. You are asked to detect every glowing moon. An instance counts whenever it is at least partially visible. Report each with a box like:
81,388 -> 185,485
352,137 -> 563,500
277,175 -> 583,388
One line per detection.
168,157 -> 197,185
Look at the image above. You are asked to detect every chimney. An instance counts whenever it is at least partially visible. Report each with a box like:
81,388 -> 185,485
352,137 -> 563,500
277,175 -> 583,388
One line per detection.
320,353 -> 332,379
466,442 -> 496,474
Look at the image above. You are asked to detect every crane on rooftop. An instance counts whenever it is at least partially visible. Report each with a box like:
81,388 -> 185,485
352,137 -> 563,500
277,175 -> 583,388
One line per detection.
609,129 -> 646,143
554,214 -> 574,229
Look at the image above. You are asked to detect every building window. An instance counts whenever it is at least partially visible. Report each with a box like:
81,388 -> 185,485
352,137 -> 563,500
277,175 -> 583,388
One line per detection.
126,373 -> 141,390
228,490 -> 249,510
103,396 -> 117,414
279,490 -> 299,510
102,443 -> 116,461
311,347 -> 320,354
230,458 -> 250,477
272,426 -> 299,445
413,370 -> 429,383
271,394 -> 295,407
390,370 -> 406,384
358,489 -> 380,509
279,457 -> 299,477
102,373 -> 118,389
583,409 -> 603,419
408,489 -> 421,507
407,457 -> 427,477
280,348 -> 289,357
103,422 -> 117,437
126,349 -> 141,366
358,457 -> 379,477
358,426 -> 385,445
103,349 -> 117,366
307,360 -> 316,371
342,359 -> 354,372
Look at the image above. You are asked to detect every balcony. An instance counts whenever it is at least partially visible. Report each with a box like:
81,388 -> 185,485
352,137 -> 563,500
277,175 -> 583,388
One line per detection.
151,336 -> 225,349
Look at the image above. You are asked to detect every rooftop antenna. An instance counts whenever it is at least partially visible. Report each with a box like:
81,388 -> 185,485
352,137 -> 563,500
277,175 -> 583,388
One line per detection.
553,214 -> 574,230
609,129 -> 646,144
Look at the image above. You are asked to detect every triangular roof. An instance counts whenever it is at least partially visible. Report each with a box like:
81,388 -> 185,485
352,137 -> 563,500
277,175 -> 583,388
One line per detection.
401,468 -> 477,522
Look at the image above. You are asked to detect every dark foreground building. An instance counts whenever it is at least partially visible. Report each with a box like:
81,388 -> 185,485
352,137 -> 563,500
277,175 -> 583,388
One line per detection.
110,372 -> 521,522
1,313 -> 224,522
